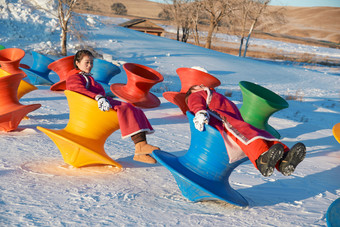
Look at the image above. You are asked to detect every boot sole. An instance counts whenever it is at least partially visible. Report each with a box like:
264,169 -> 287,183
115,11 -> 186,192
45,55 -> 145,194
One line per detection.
279,143 -> 306,176
257,144 -> 284,177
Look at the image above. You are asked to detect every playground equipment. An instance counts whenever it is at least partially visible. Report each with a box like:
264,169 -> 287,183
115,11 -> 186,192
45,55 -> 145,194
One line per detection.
91,58 -> 121,97
17,79 -> 38,100
239,81 -> 289,139
163,68 -> 221,114
332,123 -> 340,143
111,63 -> 164,108
21,51 -> 54,85
48,55 -> 75,91
326,197 -> 340,227
152,111 -> 249,207
0,68 -> 38,100
0,48 -> 26,75
0,45 -> 5,50
0,73 -> 41,132
37,90 -> 122,168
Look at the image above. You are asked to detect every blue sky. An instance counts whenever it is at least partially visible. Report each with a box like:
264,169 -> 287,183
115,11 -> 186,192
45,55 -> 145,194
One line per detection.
149,0 -> 340,7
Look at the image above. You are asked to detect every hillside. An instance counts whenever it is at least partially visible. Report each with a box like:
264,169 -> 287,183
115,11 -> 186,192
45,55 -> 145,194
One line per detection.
0,1 -> 339,225
74,0 -> 163,19
272,6 -> 340,44
74,0 -> 340,45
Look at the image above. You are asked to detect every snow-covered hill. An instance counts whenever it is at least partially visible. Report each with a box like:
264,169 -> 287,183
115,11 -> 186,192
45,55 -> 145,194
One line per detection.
0,0 -> 339,226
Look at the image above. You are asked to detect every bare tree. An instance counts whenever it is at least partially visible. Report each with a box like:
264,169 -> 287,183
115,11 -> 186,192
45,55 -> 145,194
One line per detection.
236,0 -> 255,56
161,0 -> 180,41
158,8 -> 172,20
58,0 -> 78,56
236,0 -> 285,57
180,17 -> 190,42
162,0 -> 193,42
201,0 -> 237,49
29,0 -> 94,55
188,0 -> 203,45
178,1 -> 193,42
111,3 -> 127,15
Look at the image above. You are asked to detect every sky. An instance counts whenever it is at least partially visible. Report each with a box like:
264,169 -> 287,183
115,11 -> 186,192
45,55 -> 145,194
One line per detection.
149,0 -> 340,7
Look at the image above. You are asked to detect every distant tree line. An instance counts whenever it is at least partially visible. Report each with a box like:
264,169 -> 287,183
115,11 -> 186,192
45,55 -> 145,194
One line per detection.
29,0 -> 285,57
159,0 -> 286,57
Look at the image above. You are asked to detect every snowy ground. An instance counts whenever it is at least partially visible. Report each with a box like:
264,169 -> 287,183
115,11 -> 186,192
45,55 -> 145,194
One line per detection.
0,0 -> 340,226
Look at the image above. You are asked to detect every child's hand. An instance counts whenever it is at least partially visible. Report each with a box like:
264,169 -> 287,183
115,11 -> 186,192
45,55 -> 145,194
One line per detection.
193,110 -> 209,131
95,95 -> 111,111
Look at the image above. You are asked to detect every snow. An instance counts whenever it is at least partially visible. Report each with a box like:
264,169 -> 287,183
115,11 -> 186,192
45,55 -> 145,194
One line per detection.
0,0 -> 339,226
164,25 -> 340,64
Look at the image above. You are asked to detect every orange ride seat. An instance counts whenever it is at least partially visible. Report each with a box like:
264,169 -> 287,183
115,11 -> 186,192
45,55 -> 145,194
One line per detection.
48,55 -> 75,91
0,73 -> 41,132
110,63 -> 164,108
163,68 -> 221,114
0,68 -> 37,99
0,48 -> 26,75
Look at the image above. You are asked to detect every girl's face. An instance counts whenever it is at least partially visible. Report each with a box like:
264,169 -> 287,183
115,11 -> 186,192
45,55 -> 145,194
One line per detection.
190,85 -> 205,93
76,55 -> 93,73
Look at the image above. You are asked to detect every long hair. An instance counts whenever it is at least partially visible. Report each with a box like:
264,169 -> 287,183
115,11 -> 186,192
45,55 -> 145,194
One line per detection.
73,50 -> 94,69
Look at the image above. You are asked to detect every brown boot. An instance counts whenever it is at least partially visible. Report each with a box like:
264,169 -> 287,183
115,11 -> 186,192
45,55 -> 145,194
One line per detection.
133,154 -> 157,164
134,141 -> 160,155
133,141 -> 159,164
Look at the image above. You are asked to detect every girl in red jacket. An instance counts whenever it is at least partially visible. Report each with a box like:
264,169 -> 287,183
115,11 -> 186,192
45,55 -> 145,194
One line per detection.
66,50 -> 159,164
185,84 -> 306,177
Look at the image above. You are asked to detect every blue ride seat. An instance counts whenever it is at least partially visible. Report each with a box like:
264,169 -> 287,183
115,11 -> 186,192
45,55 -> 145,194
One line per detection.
152,111 -> 249,207
91,59 -> 121,97
327,198 -> 340,227
21,51 -> 55,85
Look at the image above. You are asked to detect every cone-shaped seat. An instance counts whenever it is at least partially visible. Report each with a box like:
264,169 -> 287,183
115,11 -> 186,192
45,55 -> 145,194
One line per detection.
21,51 -> 54,85
0,73 -> 41,132
0,68 -> 38,99
37,90 -> 122,168
92,58 -> 121,97
163,68 -> 221,114
332,123 -> 340,143
152,111 -> 249,207
239,81 -> 289,139
0,48 -> 26,75
110,63 -> 164,108
48,55 -> 75,91
17,77 -> 38,99
326,198 -> 340,227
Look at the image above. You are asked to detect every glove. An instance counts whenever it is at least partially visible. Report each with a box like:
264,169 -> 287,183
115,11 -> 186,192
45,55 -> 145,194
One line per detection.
193,110 -> 209,132
95,95 -> 111,112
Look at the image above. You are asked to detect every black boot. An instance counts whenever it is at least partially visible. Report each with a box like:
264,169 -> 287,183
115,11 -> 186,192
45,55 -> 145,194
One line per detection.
279,142 -> 306,176
256,144 -> 284,177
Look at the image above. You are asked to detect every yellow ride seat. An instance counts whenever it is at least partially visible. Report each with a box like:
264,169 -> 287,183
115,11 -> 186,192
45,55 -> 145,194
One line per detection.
37,90 -> 122,168
333,123 -> 340,143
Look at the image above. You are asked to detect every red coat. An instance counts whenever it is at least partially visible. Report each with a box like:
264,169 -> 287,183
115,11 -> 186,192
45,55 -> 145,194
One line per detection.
66,71 -> 154,138
187,90 -> 277,143
187,90 -> 285,165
